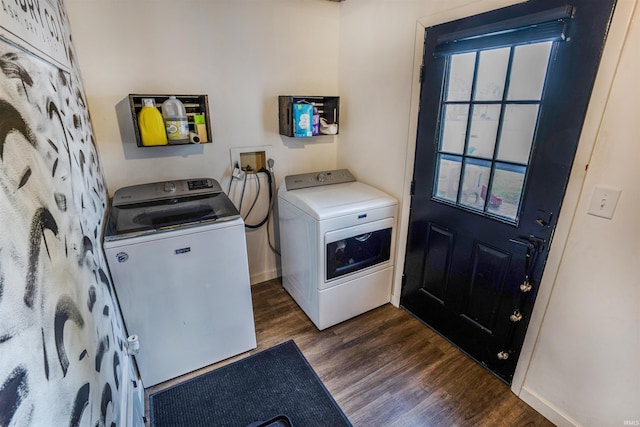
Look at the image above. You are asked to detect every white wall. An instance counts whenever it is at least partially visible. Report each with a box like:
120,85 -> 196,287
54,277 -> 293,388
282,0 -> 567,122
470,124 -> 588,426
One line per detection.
65,0 -> 341,283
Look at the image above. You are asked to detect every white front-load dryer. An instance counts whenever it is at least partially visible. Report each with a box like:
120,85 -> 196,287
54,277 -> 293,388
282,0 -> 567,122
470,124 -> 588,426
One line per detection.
278,169 -> 397,330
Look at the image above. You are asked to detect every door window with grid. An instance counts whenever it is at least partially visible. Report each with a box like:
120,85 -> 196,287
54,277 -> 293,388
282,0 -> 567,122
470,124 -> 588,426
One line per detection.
433,41 -> 553,222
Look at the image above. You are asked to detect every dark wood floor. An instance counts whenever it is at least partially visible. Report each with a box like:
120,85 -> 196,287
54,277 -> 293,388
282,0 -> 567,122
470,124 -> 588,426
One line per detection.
147,278 -> 553,426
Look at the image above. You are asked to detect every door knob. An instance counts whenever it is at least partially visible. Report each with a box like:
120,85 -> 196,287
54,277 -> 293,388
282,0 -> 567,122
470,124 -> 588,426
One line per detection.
509,235 -> 546,252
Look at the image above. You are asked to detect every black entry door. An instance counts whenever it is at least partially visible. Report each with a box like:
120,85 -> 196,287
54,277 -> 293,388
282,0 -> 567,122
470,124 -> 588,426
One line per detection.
401,0 -> 616,383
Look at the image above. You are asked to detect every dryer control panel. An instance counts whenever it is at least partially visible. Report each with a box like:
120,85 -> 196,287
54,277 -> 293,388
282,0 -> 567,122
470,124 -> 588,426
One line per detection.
285,169 -> 355,191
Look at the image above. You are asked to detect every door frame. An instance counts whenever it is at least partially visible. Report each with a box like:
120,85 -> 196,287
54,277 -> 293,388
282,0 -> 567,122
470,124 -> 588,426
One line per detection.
391,0 -> 634,408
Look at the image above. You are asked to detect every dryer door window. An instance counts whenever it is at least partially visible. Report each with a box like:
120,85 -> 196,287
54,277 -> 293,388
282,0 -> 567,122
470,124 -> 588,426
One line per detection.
325,218 -> 393,281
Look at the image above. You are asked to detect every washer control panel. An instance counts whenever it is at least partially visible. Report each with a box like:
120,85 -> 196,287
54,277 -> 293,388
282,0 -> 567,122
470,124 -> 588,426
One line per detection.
112,178 -> 222,206
187,179 -> 216,191
285,169 -> 355,191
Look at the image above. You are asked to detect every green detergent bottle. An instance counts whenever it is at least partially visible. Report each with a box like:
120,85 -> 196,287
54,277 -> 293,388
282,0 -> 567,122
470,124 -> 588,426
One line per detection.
138,98 -> 168,146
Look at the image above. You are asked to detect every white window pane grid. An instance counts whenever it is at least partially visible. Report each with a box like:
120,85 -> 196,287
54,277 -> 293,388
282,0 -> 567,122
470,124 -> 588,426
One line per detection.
460,159 -> 492,210
435,155 -> 462,203
440,105 -> 469,154
507,42 -> 552,101
467,104 -> 501,159
446,52 -> 476,101
497,105 -> 539,163
487,164 -> 527,221
474,48 -> 510,101
433,41 -> 553,222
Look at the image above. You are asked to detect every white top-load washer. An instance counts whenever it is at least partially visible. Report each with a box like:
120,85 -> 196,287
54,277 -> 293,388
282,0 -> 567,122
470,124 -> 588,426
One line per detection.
278,169 -> 397,330
103,178 -> 256,387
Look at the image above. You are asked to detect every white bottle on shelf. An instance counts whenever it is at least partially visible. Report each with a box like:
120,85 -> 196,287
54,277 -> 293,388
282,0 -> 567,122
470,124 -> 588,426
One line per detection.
162,96 -> 189,143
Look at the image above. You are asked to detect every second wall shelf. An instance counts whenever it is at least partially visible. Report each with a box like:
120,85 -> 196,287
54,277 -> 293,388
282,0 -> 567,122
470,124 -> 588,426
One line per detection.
278,96 -> 340,137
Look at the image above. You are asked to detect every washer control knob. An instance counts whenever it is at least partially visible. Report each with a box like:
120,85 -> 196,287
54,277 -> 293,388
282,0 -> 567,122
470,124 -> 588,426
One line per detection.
317,173 -> 326,183
163,181 -> 176,193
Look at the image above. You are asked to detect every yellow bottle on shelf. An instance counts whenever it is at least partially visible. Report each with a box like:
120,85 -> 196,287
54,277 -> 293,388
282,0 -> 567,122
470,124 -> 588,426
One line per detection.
138,98 -> 168,146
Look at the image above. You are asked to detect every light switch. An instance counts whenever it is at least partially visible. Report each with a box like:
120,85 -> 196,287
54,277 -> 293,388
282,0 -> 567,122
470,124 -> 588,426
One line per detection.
587,185 -> 622,219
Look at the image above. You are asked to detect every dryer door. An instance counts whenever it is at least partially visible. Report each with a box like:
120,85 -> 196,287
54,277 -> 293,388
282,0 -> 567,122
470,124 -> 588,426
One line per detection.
325,218 -> 393,281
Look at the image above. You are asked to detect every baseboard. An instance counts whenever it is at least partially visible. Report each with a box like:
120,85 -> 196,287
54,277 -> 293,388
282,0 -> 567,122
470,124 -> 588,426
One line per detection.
250,267 -> 280,285
519,386 -> 579,427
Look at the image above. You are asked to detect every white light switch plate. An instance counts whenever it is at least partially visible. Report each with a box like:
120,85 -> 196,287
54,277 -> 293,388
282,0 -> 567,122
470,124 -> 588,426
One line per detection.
587,185 -> 622,219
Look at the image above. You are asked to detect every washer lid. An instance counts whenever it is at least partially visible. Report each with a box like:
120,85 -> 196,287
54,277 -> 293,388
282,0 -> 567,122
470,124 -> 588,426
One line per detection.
104,191 -> 239,241
279,181 -> 397,220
